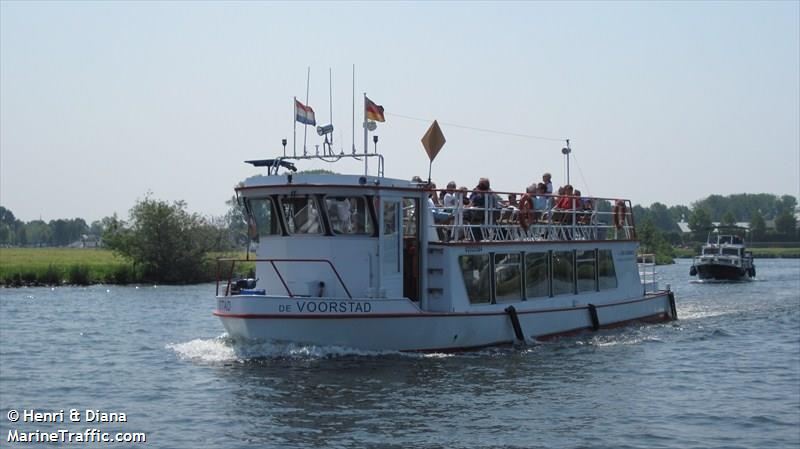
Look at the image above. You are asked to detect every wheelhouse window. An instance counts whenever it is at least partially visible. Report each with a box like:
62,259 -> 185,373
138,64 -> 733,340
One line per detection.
247,198 -> 280,236
280,195 -> 323,234
525,252 -> 550,299
402,198 -> 418,236
552,250 -> 575,296
598,250 -> 617,290
459,254 -> 491,304
494,253 -> 522,303
703,247 -> 718,255
383,201 -> 398,235
576,250 -> 597,293
721,248 -> 739,256
324,196 -> 373,235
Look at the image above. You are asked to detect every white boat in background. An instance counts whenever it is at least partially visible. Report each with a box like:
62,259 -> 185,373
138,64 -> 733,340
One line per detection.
690,227 -> 755,281
213,155 -> 677,352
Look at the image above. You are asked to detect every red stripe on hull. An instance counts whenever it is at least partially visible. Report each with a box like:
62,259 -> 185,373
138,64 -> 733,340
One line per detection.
214,293 -> 670,320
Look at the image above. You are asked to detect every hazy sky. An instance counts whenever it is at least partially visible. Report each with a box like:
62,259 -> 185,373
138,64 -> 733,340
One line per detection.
2,1 -> 798,223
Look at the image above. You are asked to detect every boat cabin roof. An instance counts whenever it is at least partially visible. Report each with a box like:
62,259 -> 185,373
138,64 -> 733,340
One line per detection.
240,173 -> 414,190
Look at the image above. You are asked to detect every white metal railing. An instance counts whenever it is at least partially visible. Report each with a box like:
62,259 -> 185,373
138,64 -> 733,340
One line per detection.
425,190 -> 636,243
638,253 -> 658,293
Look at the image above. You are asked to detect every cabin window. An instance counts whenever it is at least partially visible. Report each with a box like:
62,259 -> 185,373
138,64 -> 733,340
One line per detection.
524,252 -> 550,299
721,248 -> 739,256
576,250 -> 597,292
324,196 -> 373,235
598,250 -> 617,290
383,201 -> 398,235
703,247 -> 718,255
494,253 -> 522,303
279,195 -> 323,234
459,254 -> 491,304
402,198 -> 418,236
552,250 -> 575,296
247,198 -> 280,236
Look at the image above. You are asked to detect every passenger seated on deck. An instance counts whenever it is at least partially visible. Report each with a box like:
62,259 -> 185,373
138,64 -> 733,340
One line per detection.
533,183 -> 549,221
552,185 -> 576,224
442,181 -> 460,211
468,178 -> 501,223
542,172 -> 554,194
425,183 -> 453,241
426,183 -> 453,225
497,193 -> 519,223
574,189 -> 593,224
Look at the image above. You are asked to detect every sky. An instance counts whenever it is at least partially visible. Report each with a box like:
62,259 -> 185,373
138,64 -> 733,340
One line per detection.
1,1 -> 798,223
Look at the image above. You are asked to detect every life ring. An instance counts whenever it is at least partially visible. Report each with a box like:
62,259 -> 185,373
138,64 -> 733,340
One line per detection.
518,194 -> 534,230
613,200 -> 627,229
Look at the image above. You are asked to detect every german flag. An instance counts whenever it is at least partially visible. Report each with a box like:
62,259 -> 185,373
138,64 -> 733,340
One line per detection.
365,96 -> 385,122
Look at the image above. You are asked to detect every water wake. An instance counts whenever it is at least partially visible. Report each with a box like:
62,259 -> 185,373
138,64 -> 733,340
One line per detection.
166,334 -> 416,363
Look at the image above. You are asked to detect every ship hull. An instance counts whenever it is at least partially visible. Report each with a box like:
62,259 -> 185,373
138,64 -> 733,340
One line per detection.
214,292 -> 675,352
695,263 -> 752,281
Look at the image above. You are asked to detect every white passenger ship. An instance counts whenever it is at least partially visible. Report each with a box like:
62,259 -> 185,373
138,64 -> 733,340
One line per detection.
214,151 -> 677,352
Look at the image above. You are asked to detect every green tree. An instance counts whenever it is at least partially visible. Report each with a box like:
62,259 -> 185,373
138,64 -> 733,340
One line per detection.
0,223 -> 10,245
688,208 -> 712,241
774,210 -> 798,237
648,202 -> 677,232
721,210 -> 737,226
669,205 -> 691,223
0,206 -> 16,227
103,197 -> 215,283
777,195 -> 797,215
638,218 -> 674,264
749,212 -> 766,241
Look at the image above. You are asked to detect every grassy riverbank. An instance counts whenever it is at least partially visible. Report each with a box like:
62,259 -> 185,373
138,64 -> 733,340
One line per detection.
0,248 -> 252,286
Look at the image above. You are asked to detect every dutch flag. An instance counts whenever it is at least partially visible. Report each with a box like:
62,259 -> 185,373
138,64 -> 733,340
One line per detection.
295,99 -> 316,126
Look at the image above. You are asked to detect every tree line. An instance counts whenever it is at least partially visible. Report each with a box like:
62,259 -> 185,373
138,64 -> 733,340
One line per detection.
1,192 -> 797,282
633,193 -> 798,244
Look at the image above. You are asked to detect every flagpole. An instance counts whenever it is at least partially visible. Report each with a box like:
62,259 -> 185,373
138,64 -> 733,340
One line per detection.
363,93 -> 368,177
351,64 -> 355,154
303,66 -> 310,156
293,97 -> 297,157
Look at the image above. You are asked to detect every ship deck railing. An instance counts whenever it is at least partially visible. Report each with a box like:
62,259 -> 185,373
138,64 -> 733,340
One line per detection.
423,193 -> 636,243
637,253 -> 659,293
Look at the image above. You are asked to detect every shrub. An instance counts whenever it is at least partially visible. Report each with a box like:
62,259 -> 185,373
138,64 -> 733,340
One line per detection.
38,265 -> 61,285
67,265 -> 91,285
108,265 -> 133,285
21,271 -> 37,285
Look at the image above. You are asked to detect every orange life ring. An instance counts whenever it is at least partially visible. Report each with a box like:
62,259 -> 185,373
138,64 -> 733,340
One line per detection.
519,194 -> 534,230
613,201 -> 627,229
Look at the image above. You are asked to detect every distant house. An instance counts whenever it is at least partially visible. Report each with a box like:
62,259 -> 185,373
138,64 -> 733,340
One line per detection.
68,234 -> 101,248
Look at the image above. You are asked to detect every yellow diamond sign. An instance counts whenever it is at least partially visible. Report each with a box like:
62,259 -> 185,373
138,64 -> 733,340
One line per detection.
421,120 -> 446,162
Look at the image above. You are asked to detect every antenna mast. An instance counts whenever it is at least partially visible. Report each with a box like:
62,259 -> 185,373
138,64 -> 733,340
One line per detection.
561,139 -> 572,185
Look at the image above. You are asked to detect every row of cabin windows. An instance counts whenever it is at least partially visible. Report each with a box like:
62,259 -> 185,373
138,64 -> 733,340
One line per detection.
703,247 -> 741,256
247,195 -> 421,238
459,249 -> 618,305
247,195 -> 375,237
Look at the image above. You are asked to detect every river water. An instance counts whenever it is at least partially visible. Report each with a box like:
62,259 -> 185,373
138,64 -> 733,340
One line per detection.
1,259 -> 798,448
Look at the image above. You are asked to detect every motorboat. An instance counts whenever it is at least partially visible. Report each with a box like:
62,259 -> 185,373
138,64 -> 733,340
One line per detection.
690,228 -> 755,281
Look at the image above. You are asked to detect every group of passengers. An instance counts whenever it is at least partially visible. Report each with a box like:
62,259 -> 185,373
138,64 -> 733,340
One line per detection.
414,172 -> 595,230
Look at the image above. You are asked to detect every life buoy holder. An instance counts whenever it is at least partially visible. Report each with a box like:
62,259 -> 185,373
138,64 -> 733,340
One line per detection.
518,194 -> 534,230
613,201 -> 627,229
